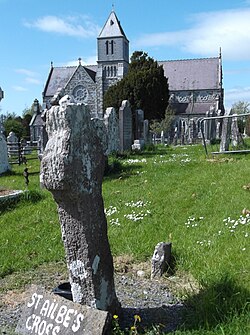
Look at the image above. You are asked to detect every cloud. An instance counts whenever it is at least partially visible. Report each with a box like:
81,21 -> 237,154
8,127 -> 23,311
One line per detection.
136,8 -> 250,61
226,86 -> 250,100
13,86 -> 28,92
15,68 -> 38,77
25,77 -> 41,85
24,15 -> 100,38
15,68 -> 41,86
224,86 -> 250,109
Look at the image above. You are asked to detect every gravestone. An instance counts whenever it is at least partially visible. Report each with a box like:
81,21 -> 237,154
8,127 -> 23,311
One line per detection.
220,112 -> 232,152
40,102 -> 120,314
143,119 -> 150,144
135,109 -> 144,140
0,132 -> 10,174
119,100 -> 133,152
187,119 -> 195,144
16,286 -> 110,335
161,130 -> 165,144
7,131 -> 19,156
103,107 -> 120,154
231,115 -> 240,147
132,109 -> 145,150
151,242 -> 172,279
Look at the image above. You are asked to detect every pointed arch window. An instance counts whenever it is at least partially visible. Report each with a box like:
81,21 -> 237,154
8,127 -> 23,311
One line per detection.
111,40 -> 114,54
106,41 -> 109,55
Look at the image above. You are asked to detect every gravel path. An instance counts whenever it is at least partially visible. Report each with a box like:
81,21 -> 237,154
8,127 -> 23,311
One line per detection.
0,274 -> 185,334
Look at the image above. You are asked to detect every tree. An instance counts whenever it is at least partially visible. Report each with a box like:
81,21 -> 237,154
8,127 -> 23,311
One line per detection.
104,51 -> 169,121
230,101 -> 250,134
150,105 -> 176,136
3,115 -> 25,139
230,101 -> 250,115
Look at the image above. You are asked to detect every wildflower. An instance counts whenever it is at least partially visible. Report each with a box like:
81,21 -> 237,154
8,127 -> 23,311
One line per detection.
134,315 -> 141,323
113,315 -> 119,320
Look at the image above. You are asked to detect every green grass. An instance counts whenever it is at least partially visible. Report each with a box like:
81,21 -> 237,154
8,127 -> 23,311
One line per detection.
0,146 -> 249,334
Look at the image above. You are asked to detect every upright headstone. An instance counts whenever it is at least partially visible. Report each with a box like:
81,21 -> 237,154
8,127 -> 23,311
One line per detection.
216,110 -> 223,140
209,106 -> 217,142
132,109 -> 145,150
135,109 -> 144,140
220,112 -> 232,152
161,130 -> 165,144
187,119 -> 195,144
0,132 -> 10,174
143,119 -> 150,144
151,242 -> 172,279
103,107 -> 120,154
119,100 -> 133,152
40,102 -> 120,314
231,115 -> 240,147
7,131 -> 19,157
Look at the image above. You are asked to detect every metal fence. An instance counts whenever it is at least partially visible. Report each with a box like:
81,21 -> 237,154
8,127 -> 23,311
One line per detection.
200,113 -> 250,156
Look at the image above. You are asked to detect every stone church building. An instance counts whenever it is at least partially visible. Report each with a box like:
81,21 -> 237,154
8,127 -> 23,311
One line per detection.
42,10 -> 129,119
38,9 -> 224,142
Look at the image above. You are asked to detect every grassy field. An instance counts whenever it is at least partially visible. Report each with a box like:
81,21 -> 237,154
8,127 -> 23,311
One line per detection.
0,145 -> 249,334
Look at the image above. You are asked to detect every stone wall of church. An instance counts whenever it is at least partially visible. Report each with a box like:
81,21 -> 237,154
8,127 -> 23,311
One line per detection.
66,67 -> 97,116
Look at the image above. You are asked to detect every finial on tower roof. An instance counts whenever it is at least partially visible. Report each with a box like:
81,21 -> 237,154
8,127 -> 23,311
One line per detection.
219,47 -> 222,58
112,2 -> 115,11
78,57 -> 82,65
51,61 -> 53,68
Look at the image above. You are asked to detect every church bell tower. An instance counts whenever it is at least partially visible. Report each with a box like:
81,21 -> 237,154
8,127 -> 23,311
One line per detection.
96,10 -> 129,115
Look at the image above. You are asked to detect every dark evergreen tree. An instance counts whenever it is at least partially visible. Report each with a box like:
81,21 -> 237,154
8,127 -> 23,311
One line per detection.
104,51 -> 169,121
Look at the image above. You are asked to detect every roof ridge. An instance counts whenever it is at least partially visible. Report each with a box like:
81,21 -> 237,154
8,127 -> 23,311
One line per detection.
159,57 -> 219,62
52,65 -> 77,69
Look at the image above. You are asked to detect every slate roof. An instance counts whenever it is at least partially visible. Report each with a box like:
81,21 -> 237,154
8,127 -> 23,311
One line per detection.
158,57 -> 221,91
29,113 -> 45,127
43,65 -> 96,98
98,10 -> 128,40
43,67 -> 76,97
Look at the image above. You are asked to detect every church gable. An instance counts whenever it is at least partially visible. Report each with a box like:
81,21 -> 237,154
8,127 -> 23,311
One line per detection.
65,65 -> 97,114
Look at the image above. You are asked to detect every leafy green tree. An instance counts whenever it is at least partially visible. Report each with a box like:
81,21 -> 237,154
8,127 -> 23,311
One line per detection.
230,101 -> 250,115
150,105 -> 176,136
4,116 -> 25,139
230,101 -> 250,134
104,51 -> 169,121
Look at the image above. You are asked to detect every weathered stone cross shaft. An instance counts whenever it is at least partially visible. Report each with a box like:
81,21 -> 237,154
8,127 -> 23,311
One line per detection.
40,103 -> 120,314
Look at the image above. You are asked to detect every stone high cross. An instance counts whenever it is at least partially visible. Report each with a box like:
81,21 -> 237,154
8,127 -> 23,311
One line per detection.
40,102 -> 120,314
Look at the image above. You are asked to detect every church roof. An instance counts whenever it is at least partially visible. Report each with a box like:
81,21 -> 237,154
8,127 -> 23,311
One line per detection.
43,65 -> 96,98
29,113 -> 45,127
158,57 -> 221,91
98,10 -> 128,40
43,66 -> 76,97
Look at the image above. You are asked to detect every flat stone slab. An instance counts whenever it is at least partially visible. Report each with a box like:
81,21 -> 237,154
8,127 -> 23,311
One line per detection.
15,286 -> 110,335
0,190 -> 23,203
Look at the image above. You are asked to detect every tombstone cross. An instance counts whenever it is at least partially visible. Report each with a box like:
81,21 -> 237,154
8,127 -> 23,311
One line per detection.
40,102 -> 120,314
